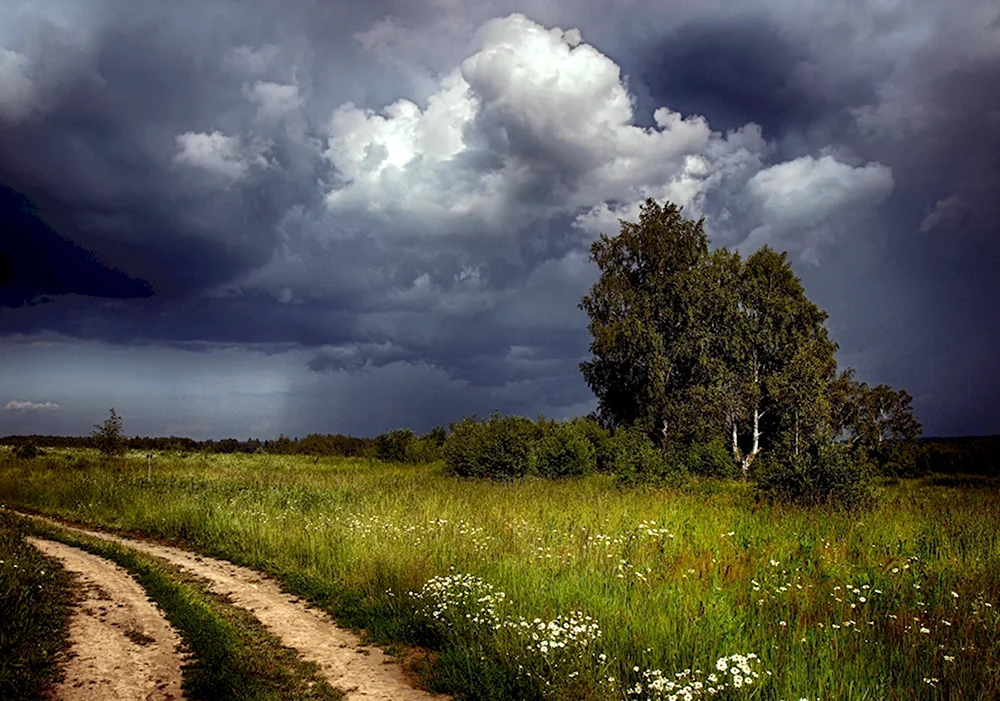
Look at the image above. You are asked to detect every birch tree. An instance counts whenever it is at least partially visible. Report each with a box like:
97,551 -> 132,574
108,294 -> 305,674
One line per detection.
829,370 -> 923,458
580,202 -> 844,478
679,247 -> 748,454
579,199 -> 709,438
765,331 -> 838,458
726,247 -> 836,477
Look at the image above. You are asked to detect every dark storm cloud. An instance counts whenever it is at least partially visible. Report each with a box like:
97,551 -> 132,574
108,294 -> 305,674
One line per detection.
0,7 -> 306,299
842,6 -> 1000,436
2,0 -> 998,437
0,293 -> 360,348
307,341 -> 419,372
638,16 -> 865,139
0,186 -> 152,306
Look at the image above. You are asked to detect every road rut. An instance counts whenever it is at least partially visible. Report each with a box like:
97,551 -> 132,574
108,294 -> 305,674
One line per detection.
27,537 -> 186,701
21,512 -> 446,701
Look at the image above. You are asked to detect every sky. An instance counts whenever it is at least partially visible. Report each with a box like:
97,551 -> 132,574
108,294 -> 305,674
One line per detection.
1,0 -> 997,440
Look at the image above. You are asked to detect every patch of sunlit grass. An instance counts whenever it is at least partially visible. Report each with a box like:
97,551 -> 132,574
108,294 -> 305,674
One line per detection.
1,451 -> 998,700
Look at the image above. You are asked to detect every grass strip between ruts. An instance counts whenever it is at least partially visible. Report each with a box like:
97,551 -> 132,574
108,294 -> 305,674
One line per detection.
19,514 -> 344,701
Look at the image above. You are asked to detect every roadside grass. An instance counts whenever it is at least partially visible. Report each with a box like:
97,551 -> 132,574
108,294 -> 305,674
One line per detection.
2,450 -> 1000,700
0,510 -> 74,701
20,513 -> 344,701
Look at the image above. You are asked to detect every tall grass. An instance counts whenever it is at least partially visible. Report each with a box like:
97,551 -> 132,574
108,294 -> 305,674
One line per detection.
0,510 -> 73,700
2,449 -> 999,700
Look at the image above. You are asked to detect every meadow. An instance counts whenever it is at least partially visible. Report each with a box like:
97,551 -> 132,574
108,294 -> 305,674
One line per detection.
1,448 -> 998,701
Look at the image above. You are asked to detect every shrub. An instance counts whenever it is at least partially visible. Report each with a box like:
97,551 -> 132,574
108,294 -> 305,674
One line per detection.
371,429 -> 447,464
877,440 -> 923,478
608,424 -> 684,486
567,416 -> 613,472
409,436 -> 444,464
92,407 -> 126,458
535,420 -> 596,478
443,412 -> 537,480
372,429 -> 417,463
682,437 -> 739,479
424,425 -> 448,448
755,441 -> 874,509
14,441 -> 40,460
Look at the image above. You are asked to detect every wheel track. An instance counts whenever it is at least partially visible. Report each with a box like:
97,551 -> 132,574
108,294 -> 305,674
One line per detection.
27,537 -> 186,701
18,511 -> 447,701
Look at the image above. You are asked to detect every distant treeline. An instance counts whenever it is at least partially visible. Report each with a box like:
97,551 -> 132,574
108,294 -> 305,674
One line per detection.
902,435 -> 1000,477
0,433 -> 373,457
1,431 -> 997,476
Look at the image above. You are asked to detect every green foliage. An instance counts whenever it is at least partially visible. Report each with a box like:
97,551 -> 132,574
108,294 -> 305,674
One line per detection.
608,424 -> 683,486
878,440 -> 924,478
268,434 -> 296,455
443,413 -> 538,480
372,429 -> 417,463
425,426 -> 448,448
674,248 -> 746,446
578,198 -> 710,437
91,407 -> 126,458
578,200 -> 846,470
371,429 -> 445,465
755,441 -> 874,510
828,369 -> 923,466
911,437 -> 1000,476
408,437 -> 443,465
534,420 -> 596,478
681,437 -> 738,479
0,512 -> 74,701
567,416 -> 614,472
14,441 -> 40,460
728,247 -> 839,473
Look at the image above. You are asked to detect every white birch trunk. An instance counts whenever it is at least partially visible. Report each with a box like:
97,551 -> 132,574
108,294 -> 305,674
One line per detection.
741,363 -> 763,479
741,407 -> 762,478
794,409 -> 799,457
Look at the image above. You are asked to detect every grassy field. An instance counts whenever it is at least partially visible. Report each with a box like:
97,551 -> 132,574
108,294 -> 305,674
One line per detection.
1,448 -> 998,700
0,510 -> 74,700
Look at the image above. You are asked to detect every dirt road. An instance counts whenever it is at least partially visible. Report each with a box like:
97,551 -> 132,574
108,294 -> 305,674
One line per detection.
20,512 -> 446,701
27,537 -> 186,701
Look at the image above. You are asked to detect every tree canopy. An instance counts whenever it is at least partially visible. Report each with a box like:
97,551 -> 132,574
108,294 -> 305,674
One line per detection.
579,198 -> 919,476
92,407 -> 126,458
578,199 -> 709,440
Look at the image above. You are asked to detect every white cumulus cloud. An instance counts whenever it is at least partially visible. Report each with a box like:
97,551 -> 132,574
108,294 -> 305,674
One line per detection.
749,154 -> 894,226
323,11 -> 889,261
3,400 -> 61,412
322,13 -> 765,240
742,153 -> 894,262
242,80 -> 303,123
174,130 -> 271,181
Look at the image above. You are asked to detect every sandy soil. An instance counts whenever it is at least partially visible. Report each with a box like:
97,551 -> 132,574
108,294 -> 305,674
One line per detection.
20,512 -> 447,701
26,537 -> 186,701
